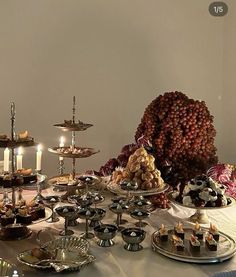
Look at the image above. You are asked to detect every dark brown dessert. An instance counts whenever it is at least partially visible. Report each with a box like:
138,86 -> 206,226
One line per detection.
189,235 -> 200,252
174,222 -> 184,240
205,234 -> 217,251
0,209 -> 15,227
16,207 -> 32,225
193,222 -> 204,240
172,235 -> 184,251
158,224 -> 168,242
209,223 -> 220,241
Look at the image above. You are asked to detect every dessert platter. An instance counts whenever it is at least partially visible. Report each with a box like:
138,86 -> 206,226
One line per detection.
107,147 -> 169,196
17,236 -> 95,272
168,175 -> 236,223
152,222 -> 236,263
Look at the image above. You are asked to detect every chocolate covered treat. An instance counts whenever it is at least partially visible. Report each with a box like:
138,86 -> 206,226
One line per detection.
16,206 -> 32,225
189,235 -> 200,252
172,235 -> 184,251
209,223 -> 220,241
193,222 -> 204,240
174,222 -> 184,240
158,224 -> 168,242
1,209 -> 15,227
205,234 -> 217,251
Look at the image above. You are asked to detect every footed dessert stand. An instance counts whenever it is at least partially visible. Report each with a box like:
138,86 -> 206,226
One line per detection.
48,96 -> 99,199
168,192 -> 236,224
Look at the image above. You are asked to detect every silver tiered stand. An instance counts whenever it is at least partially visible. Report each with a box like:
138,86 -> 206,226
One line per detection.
48,96 -> 99,199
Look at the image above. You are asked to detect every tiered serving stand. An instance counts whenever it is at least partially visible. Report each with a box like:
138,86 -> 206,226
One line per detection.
0,103 -> 37,207
0,103 -> 52,240
48,96 -> 99,199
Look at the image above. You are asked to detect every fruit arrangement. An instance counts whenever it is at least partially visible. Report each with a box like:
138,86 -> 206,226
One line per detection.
112,147 -> 164,190
135,91 -> 218,183
207,164 -> 236,198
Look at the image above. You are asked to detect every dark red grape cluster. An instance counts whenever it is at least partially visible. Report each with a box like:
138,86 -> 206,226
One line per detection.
135,91 -> 218,184
148,193 -> 170,209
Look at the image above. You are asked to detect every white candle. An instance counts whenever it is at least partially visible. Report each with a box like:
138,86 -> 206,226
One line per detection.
59,136 -> 65,147
36,144 -> 42,171
16,147 -> 23,170
59,136 -> 65,161
3,148 -> 10,172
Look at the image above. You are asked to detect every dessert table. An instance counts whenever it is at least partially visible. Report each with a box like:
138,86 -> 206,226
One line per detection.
0,187 -> 236,277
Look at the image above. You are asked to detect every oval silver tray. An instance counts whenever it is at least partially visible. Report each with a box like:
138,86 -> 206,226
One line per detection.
48,146 -> 99,158
47,174 -> 101,190
17,236 -> 95,272
152,228 -> 236,263
107,181 -> 169,196
168,192 -> 236,210
54,121 -> 93,131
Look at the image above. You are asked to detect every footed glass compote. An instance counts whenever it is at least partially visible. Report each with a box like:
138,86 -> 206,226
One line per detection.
120,180 -> 138,202
43,195 -> 60,223
55,205 -> 78,236
109,202 -> 129,231
121,227 -> 146,251
68,194 -> 94,208
132,196 -> 151,210
130,209 -> 150,228
94,224 -> 118,247
78,207 -> 96,239
89,208 -> 106,228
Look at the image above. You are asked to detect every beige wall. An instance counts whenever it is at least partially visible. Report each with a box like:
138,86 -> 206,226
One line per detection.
0,0 -> 234,176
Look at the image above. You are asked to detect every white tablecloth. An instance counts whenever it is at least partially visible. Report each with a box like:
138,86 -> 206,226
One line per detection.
0,188 -> 236,277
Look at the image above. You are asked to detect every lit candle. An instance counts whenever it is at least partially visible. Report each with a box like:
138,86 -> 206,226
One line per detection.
59,136 -> 65,147
16,147 -> 23,170
59,136 -> 65,161
36,144 -> 42,171
3,148 -> 10,172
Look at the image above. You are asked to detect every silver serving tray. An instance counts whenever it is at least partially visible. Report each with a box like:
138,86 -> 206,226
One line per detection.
17,236 -> 95,272
48,146 -> 99,158
0,258 -> 24,276
152,228 -> 236,263
107,181 -> 169,196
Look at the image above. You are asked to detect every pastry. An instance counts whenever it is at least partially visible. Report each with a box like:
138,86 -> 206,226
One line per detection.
174,222 -> 184,240
189,235 -> 200,252
112,146 -> 165,190
205,234 -> 217,251
209,223 -> 220,241
158,224 -> 168,241
18,131 -> 28,139
0,208 -> 15,227
16,206 -> 32,225
172,235 -> 184,251
193,222 -> 204,240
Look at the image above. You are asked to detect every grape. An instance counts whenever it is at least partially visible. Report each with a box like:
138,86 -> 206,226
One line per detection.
135,91 -> 218,185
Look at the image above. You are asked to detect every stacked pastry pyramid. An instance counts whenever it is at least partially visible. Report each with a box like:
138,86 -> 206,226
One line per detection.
112,147 -> 164,190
